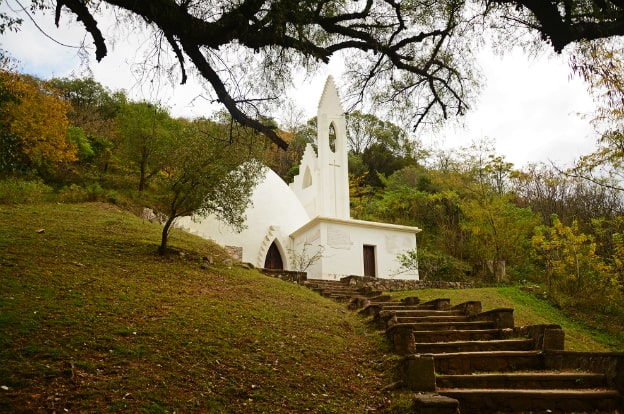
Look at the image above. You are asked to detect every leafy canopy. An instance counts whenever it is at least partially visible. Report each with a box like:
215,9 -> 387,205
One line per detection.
0,66 -> 76,176
153,116 -> 265,254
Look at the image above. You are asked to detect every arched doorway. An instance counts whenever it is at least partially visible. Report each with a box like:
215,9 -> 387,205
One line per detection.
264,241 -> 284,270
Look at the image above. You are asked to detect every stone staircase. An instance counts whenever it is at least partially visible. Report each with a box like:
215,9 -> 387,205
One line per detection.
305,279 -> 383,303
304,278 -> 624,414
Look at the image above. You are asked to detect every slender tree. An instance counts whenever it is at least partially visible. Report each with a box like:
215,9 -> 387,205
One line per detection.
153,117 -> 265,255
116,101 -> 172,191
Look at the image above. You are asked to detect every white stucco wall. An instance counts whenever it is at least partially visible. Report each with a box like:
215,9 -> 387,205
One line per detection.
291,217 -> 420,280
177,168 -> 310,268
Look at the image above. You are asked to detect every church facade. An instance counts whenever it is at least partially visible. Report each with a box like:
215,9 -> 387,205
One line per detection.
179,77 -> 420,280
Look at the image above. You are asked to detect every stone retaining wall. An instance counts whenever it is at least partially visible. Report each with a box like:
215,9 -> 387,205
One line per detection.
262,272 -> 474,289
261,269 -> 307,283
340,275 -> 473,291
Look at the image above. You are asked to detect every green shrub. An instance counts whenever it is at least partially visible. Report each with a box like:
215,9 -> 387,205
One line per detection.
0,178 -> 53,204
398,247 -> 471,281
57,184 -> 89,203
56,183 -> 120,205
85,183 -> 105,202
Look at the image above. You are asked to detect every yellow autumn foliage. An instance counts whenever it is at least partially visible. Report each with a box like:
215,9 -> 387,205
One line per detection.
0,67 -> 76,171
532,215 -> 622,304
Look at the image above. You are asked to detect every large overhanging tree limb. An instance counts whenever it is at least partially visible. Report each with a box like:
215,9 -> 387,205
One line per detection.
46,0 -> 624,148
182,41 -> 288,149
47,0 -> 481,148
47,0 -> 624,148
55,0 -> 107,61
45,0 -> 624,142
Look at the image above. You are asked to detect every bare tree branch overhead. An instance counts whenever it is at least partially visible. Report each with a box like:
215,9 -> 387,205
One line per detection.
8,0 -> 624,147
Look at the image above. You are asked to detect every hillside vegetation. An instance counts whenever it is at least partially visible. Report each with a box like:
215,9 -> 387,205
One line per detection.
0,201 -> 619,413
0,202 -> 396,413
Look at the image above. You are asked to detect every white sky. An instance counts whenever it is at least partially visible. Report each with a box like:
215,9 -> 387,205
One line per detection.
430,49 -> 598,168
0,2 -> 599,168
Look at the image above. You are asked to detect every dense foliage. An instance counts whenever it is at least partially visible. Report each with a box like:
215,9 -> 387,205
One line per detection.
0,63 -> 76,177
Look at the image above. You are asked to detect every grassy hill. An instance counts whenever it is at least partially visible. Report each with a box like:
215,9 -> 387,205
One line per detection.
0,201 -> 618,413
0,202 -> 396,413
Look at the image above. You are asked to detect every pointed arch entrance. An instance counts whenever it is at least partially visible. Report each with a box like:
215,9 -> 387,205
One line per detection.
264,240 -> 284,270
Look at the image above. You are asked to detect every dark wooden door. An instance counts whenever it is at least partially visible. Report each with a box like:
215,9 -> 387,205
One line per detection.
264,241 -> 284,270
363,245 -> 376,277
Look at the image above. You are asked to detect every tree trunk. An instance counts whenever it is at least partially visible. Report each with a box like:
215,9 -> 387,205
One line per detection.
139,146 -> 148,192
158,215 -> 176,255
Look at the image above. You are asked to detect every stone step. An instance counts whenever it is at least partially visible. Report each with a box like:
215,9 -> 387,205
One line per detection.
321,291 -> 358,296
378,312 -> 470,329
309,283 -> 354,289
436,388 -> 622,413
391,321 -> 496,331
306,283 -> 349,291
362,304 -> 438,318
385,310 -> 466,318
395,315 -> 470,323
313,284 -> 354,289
411,328 -> 505,343
322,293 -> 359,303
414,338 -> 535,354
433,351 -> 543,375
310,285 -> 347,290
305,283 -> 345,288
389,328 -> 511,354
436,371 -> 608,389
374,304 -> 437,311
372,298 -> 449,310
319,289 -> 360,296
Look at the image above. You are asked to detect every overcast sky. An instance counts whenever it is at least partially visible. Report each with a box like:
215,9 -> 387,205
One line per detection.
431,49 -> 598,168
1,2 -> 599,168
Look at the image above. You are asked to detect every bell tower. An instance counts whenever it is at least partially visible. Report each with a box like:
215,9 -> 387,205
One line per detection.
316,76 -> 350,219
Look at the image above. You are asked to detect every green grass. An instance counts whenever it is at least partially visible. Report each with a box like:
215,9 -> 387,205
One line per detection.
0,202 -> 396,413
1,200 -> 621,413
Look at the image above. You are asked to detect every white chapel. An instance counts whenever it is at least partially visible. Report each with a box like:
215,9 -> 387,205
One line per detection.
178,77 -> 421,280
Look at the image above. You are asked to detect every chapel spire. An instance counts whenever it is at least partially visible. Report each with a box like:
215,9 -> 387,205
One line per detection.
316,76 -> 350,219
289,76 -> 350,219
